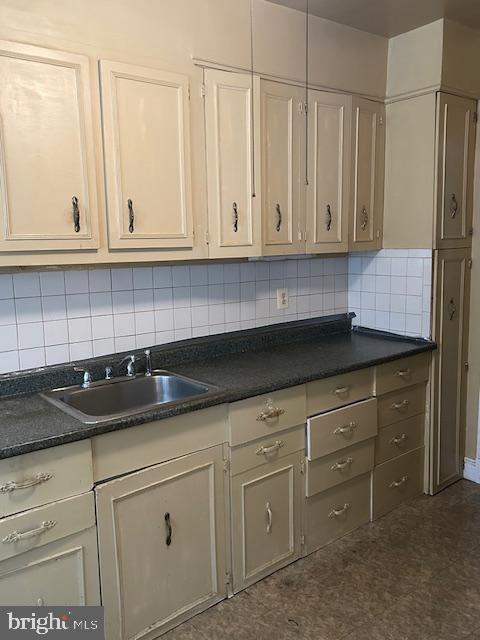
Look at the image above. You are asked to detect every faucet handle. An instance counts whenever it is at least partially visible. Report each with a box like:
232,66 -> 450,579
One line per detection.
105,366 -> 113,380
118,354 -> 136,377
74,367 -> 92,388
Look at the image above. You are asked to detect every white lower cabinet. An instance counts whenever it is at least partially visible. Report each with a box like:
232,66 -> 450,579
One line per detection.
96,445 -> 228,640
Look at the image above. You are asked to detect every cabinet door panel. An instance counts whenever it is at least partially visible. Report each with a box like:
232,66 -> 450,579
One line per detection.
307,91 -> 351,253
205,69 -> 261,258
101,60 -> 193,249
436,93 -> 476,248
0,41 -> 98,251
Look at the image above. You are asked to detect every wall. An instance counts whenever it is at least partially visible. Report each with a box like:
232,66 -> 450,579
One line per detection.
442,20 -> 480,99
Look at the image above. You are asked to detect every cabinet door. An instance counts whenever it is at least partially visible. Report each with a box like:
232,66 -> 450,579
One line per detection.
350,97 -> 385,251
100,60 -> 194,249
435,93 -> 476,249
231,452 -> 302,593
430,248 -> 471,494
262,81 -> 304,255
0,40 -> 99,251
204,69 -> 261,258
96,446 -> 227,640
306,90 -> 351,254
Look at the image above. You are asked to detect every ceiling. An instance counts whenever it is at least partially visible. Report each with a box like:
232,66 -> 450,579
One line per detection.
267,0 -> 480,37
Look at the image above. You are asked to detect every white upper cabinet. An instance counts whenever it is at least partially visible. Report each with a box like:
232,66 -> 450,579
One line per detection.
261,81 -> 304,256
0,41 -> 99,252
204,69 -> 262,258
349,97 -> 385,251
100,60 -> 194,249
306,90 -> 352,254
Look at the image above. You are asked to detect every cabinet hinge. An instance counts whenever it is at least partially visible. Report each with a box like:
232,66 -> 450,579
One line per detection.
469,227 -> 474,237
468,258 -> 473,269
465,362 -> 470,371
225,571 -> 232,588
379,115 -> 384,126
205,230 -> 210,245
187,86 -> 191,100
300,534 -> 305,547
300,458 -> 306,475
200,83 -> 206,98
304,101 -> 308,115
223,458 -> 230,473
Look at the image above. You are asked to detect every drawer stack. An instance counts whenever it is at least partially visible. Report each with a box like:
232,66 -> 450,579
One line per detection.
304,369 -> 376,553
372,353 -> 429,519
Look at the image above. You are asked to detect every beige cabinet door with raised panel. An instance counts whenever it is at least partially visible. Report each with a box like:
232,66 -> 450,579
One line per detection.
100,60 -> 194,249
204,69 -> 261,258
350,97 -> 385,251
306,90 -> 351,254
435,93 -> 476,249
231,452 -> 302,593
0,40 -> 99,252
96,446 -> 227,640
430,248 -> 471,494
262,81 -> 304,256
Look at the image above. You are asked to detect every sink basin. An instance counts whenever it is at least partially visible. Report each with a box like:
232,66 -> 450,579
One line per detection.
41,371 -> 219,424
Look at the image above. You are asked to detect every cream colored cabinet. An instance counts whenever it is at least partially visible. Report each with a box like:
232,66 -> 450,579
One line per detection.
261,81 -> 304,255
204,69 -> 261,258
430,248 -> 471,493
96,445 -> 228,640
231,452 -> 302,592
306,90 -> 351,254
349,97 -> 385,251
0,40 -> 99,252
100,60 -> 194,249
435,93 -> 476,249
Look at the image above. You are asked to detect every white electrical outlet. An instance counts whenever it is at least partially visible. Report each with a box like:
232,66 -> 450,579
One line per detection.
277,288 -> 289,310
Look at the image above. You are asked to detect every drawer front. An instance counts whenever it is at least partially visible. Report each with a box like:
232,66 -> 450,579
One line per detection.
375,354 -> 430,396
0,491 -> 95,562
228,386 -> 306,446
306,369 -> 374,416
372,447 -> 424,519
375,414 -> 425,465
307,398 -> 377,461
230,426 -> 304,476
305,473 -> 370,554
0,440 -> 93,518
378,384 -> 427,427
306,439 -> 374,497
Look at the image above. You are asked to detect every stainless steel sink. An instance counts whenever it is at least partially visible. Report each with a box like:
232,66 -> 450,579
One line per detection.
41,371 -> 219,424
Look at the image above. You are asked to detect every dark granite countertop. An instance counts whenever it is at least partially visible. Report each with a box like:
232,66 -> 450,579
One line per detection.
0,315 -> 435,459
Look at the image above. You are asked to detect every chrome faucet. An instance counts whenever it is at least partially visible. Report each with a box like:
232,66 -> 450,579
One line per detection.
119,354 -> 136,377
144,349 -> 152,376
74,366 -> 92,388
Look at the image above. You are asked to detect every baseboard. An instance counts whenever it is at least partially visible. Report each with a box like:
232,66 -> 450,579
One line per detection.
463,457 -> 480,484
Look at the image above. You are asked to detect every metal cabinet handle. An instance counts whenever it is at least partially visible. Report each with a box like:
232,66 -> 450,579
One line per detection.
164,512 -> 172,546
275,203 -> 282,232
256,398 -> 286,422
256,440 -> 285,456
331,457 -> 353,472
389,475 -> 408,489
72,196 -> 80,233
390,433 -> 408,446
0,472 -> 53,494
334,386 -> 350,396
326,204 -> 332,231
128,199 -> 134,233
448,298 -> 457,321
450,193 -> 458,218
328,503 -> 351,519
333,421 -> 357,436
360,205 -> 368,231
394,368 -> 411,379
233,202 -> 239,233
2,520 -> 56,544
266,502 -> 273,534
391,399 -> 410,411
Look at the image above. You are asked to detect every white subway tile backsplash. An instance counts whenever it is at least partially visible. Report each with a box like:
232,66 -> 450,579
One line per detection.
153,266 -> 173,289
90,292 -> 113,316
19,347 -> 45,370
134,311 -> 155,335
92,315 -> 114,340
93,338 -> 115,357
15,297 -> 43,324
113,313 -> 135,337
112,268 -> 133,291
88,269 -> 111,293
65,270 -> 88,294
68,318 -> 92,343
154,309 -> 174,332
46,344 -> 70,366
0,299 -> 16,325
42,296 -> 67,321
40,271 -> 65,296
13,273 -> 40,298
0,274 -> 14,300
133,266 -> 153,289
0,325 -> 18,351
44,320 -> 69,346
66,293 -> 90,318
18,322 -> 44,349
70,341 -> 93,360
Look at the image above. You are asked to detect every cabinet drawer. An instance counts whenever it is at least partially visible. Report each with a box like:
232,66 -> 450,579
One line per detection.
0,492 -> 95,563
306,369 -> 374,416
307,398 -> 377,461
230,426 -> 304,476
306,439 -> 374,497
228,386 -> 306,446
378,384 -> 427,427
0,441 -> 93,518
375,415 -> 425,465
305,473 -> 370,554
375,354 -> 430,396
372,447 -> 424,519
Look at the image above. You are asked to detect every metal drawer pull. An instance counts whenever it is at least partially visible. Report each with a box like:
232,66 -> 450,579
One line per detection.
391,399 -> 410,411
164,512 -> 172,546
2,520 -> 56,544
233,202 -> 239,232
256,440 -> 285,457
389,475 -> 408,489
334,421 -> 357,436
334,386 -> 350,396
448,298 -> 457,321
394,368 -> 411,379
266,502 -> 273,534
0,472 -> 54,494
256,398 -> 286,422
128,199 -> 134,233
390,433 -> 408,446
450,193 -> 458,218
326,204 -> 332,231
360,205 -> 368,231
72,196 -> 80,232
331,457 -> 353,472
328,503 -> 351,519
276,203 -> 282,232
